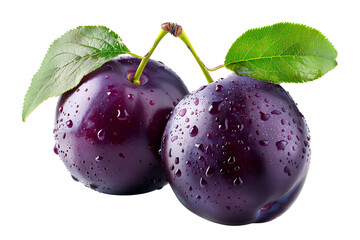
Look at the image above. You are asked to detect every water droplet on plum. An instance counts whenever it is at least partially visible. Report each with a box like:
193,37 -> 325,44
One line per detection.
95,155 -> 104,162
179,108 -> 187,117
97,129 -> 105,140
259,140 -> 270,146
205,166 -> 215,177
66,120 -> 73,128
189,125 -> 198,137
276,140 -> 288,151
195,143 -> 204,152
53,145 -> 59,155
117,109 -> 129,120
228,156 -> 236,164
260,112 -> 270,121
284,166 -> 292,176
219,118 -> 228,131
127,94 -> 134,101
208,101 -> 223,115
200,178 -> 207,187
271,110 -> 281,115
175,169 -> 182,177
194,98 -> 199,105
233,177 -> 243,186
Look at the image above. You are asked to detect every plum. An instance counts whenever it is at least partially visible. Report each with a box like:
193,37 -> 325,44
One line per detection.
161,74 -> 310,225
53,56 -> 189,195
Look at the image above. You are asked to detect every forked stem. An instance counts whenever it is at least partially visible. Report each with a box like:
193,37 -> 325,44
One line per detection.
133,22 -> 217,85
162,22 -> 214,83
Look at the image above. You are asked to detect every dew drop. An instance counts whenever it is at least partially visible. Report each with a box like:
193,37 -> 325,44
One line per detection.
260,112 -> 270,121
284,166 -> 292,176
205,166 -> 215,177
171,136 -> 178,142
189,125 -> 198,137
259,140 -> 270,146
200,178 -> 207,187
127,94 -> 134,101
66,120 -> 73,128
215,84 -> 223,92
58,106 -> 63,113
175,169 -> 182,177
179,108 -> 187,117
89,184 -> 98,190
276,140 -> 288,151
196,195 -> 201,199
149,100 -> 155,105
117,109 -> 129,120
271,110 -> 281,115
195,143 -> 204,152
208,101 -> 223,115
194,98 -> 199,106
237,124 -> 244,132
175,157 -> 179,164
95,155 -> 104,162
53,145 -> 59,155
233,177 -> 243,186
97,129 -> 105,140
298,127 -> 304,134
219,118 -> 228,131
227,156 -> 236,164
281,119 -> 286,125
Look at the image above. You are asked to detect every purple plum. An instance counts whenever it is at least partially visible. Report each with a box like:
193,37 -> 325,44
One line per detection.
53,56 -> 189,194
161,74 -> 310,225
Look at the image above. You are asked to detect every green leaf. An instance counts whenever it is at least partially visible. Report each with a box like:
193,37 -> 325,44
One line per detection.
22,26 -> 130,121
224,22 -> 337,83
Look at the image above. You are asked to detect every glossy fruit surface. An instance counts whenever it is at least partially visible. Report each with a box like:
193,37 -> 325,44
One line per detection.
53,56 -> 189,194
162,74 -> 310,225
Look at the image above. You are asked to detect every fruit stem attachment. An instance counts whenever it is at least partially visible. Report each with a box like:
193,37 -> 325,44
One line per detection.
132,29 -> 168,85
162,22 -> 214,83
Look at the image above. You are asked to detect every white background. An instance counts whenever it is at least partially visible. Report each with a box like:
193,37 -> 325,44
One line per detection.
1,0 -> 359,239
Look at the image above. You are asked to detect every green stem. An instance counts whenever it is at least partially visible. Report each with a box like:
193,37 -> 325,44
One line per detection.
178,31 -> 214,83
132,29 -> 168,85
128,52 -> 144,59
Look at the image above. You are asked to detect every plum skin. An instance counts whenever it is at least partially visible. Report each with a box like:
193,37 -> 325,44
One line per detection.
161,74 -> 310,225
53,56 -> 189,195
